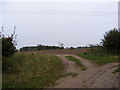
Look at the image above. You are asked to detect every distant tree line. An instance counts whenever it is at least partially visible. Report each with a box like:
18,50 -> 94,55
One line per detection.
67,46 -> 90,49
20,44 -> 99,51
20,44 -> 64,51
20,45 -> 94,51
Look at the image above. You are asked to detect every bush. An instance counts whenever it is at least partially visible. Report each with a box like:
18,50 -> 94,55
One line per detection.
101,28 -> 120,54
2,37 -> 16,57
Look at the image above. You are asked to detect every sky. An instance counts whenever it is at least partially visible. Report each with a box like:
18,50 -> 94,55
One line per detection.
0,0 -> 119,49
1,0 -> 119,2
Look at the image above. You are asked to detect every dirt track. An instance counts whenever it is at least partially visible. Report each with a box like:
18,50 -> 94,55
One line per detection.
52,54 -> 119,88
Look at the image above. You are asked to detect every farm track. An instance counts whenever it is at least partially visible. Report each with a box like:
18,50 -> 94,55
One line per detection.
51,54 -> 119,88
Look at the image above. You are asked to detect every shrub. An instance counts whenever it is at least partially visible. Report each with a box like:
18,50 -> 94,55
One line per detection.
101,28 -> 120,54
2,37 -> 16,57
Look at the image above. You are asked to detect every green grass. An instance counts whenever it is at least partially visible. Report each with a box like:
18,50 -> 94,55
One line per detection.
77,53 -> 119,65
3,52 -> 65,88
65,56 -> 86,70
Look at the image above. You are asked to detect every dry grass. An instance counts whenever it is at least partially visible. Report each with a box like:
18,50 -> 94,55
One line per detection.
3,52 -> 65,88
17,49 -> 91,55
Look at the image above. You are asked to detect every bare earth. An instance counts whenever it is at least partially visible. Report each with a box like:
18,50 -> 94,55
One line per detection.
52,54 -> 119,88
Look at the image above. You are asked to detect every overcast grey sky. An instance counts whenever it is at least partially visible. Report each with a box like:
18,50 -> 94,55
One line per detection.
0,0 -> 119,49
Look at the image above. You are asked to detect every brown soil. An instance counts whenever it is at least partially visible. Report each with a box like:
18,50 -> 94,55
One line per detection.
52,54 -> 119,88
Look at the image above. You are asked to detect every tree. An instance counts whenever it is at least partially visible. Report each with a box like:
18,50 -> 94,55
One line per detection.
1,26 -> 17,57
2,37 -> 16,57
69,47 -> 75,49
101,28 -> 120,53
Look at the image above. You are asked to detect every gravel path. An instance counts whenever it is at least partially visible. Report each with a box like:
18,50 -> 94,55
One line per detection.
52,54 -> 119,88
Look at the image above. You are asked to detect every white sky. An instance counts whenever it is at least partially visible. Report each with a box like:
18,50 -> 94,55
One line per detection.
0,1 -> 119,49
1,0 -> 120,2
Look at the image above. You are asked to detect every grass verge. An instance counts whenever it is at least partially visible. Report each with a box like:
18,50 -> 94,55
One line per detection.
65,56 -> 86,70
77,53 -> 119,65
3,52 -> 65,88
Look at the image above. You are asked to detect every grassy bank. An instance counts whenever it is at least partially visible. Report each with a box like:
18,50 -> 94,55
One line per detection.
77,48 -> 119,65
3,52 -> 65,88
65,56 -> 86,70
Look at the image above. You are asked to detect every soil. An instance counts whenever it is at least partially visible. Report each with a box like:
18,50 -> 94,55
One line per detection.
51,54 -> 119,88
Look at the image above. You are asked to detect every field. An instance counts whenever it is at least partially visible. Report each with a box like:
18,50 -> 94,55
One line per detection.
17,49 -> 90,55
3,49 -> 119,88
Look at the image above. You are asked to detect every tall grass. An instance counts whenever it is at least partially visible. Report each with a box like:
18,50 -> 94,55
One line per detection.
77,47 -> 119,65
89,47 -> 119,56
3,52 -> 65,88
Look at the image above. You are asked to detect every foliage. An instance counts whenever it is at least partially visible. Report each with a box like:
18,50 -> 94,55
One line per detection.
37,44 -> 64,50
65,56 -> 86,70
1,27 -> 17,57
69,47 -> 75,49
3,53 -> 65,88
2,37 -> 16,57
101,28 -> 120,54
1,27 -> 17,73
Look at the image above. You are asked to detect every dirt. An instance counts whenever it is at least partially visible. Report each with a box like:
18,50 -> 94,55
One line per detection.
51,54 -> 119,88
56,54 -> 80,73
